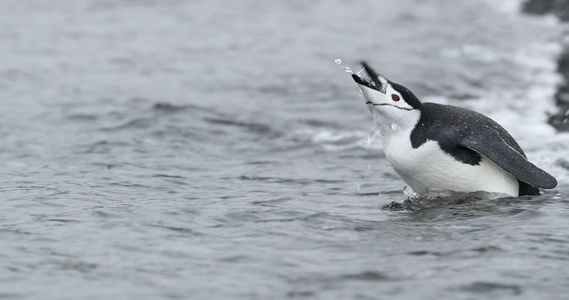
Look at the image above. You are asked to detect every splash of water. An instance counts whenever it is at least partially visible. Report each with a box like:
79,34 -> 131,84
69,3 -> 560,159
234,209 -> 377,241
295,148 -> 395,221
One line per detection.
364,122 -> 382,146
383,186 -> 512,211
334,58 -> 354,74
403,186 -> 419,199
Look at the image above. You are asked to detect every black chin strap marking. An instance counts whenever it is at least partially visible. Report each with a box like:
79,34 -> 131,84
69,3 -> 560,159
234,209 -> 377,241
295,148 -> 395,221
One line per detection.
366,102 -> 414,111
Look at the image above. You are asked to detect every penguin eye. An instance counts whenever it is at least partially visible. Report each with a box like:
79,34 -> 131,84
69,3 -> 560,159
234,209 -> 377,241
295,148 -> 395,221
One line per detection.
391,94 -> 400,101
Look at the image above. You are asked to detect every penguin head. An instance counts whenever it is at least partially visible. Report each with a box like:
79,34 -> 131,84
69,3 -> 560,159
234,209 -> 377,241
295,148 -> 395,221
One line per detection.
351,62 -> 422,130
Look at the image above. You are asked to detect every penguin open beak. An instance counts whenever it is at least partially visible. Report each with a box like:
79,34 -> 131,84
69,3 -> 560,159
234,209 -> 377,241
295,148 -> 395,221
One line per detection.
351,62 -> 388,94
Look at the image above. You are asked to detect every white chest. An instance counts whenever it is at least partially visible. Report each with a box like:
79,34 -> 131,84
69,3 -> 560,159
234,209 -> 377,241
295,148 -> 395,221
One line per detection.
381,128 -> 519,196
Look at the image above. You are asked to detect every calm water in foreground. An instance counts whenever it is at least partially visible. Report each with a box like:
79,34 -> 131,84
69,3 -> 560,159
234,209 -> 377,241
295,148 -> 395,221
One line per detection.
1,0 -> 569,299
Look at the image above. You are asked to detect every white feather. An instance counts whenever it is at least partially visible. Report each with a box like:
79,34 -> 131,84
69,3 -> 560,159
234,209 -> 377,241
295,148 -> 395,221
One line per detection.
382,125 -> 519,197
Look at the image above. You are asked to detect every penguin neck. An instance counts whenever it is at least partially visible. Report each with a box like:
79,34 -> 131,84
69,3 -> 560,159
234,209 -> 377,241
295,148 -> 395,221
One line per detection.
375,109 -> 422,139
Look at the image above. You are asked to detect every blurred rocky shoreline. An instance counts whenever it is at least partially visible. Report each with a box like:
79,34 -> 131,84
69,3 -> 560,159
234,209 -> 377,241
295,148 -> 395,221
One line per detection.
523,0 -> 569,131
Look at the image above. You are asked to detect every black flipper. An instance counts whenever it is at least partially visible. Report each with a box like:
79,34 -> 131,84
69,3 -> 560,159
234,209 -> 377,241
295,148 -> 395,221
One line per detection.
457,125 -> 557,189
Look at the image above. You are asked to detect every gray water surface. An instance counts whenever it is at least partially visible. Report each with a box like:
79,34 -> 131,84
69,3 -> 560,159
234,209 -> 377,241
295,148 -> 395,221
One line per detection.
1,1 -> 569,299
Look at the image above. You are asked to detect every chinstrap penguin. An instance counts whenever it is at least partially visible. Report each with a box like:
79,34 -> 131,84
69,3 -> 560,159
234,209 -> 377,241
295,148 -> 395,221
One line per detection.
351,62 -> 557,197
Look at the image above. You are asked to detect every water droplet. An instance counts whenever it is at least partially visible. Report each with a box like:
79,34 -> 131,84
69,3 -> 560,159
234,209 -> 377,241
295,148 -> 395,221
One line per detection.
390,123 -> 399,131
355,181 -> 360,191
335,58 -> 354,74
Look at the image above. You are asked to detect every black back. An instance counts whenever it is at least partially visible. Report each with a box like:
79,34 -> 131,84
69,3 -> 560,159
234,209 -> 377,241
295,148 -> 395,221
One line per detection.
411,103 -> 540,196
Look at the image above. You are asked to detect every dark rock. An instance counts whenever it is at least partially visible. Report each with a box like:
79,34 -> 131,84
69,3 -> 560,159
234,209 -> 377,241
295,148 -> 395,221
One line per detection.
558,49 -> 569,79
548,108 -> 569,130
523,0 -> 569,21
523,0 -> 556,15
554,84 -> 569,105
